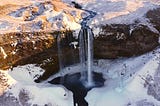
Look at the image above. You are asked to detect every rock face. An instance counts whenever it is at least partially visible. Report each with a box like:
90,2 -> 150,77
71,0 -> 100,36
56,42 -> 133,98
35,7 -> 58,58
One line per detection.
0,32 -> 55,70
146,8 -> 160,31
94,24 -> 159,58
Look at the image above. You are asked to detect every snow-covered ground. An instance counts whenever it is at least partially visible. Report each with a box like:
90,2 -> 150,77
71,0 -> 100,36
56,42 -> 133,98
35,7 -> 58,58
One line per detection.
0,0 -> 83,33
63,0 -> 160,25
0,64 -> 73,106
86,47 -> 160,106
1,0 -> 160,34
0,46 -> 160,106
63,0 -> 160,35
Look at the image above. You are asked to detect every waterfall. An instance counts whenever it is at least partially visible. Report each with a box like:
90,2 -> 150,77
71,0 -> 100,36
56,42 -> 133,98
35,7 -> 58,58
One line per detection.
87,28 -> 93,86
56,7 -> 96,87
79,28 -> 87,80
57,34 -> 63,71
79,28 -> 94,87
57,34 -> 65,83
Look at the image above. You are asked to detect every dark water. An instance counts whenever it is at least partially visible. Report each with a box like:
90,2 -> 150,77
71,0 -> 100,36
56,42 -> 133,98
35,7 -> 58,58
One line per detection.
48,72 -> 105,106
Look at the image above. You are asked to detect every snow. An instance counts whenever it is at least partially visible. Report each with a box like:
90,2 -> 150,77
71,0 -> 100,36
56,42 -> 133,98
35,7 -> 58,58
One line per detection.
85,48 -> 160,106
0,47 -> 7,59
0,47 -> 160,105
8,64 -> 44,85
0,0 -> 159,33
64,0 -> 159,25
0,0 -> 83,33
0,0 -> 159,34
9,84 -> 73,106
63,0 -> 160,35
1,64 -> 73,106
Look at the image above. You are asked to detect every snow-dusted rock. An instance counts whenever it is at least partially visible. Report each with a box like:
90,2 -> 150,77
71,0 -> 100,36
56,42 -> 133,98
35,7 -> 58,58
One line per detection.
94,24 -> 159,58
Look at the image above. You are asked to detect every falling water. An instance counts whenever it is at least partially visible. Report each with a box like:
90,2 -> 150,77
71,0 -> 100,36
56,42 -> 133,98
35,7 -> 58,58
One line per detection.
57,34 -> 63,71
57,34 -> 65,83
56,5 -> 97,87
87,28 -> 93,86
79,29 -> 87,80
79,27 -> 94,87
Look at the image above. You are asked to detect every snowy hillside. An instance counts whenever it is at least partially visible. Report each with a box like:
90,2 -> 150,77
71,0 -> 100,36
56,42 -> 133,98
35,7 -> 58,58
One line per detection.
0,0 -> 84,33
63,0 -> 160,25
0,0 -> 160,33
63,0 -> 160,35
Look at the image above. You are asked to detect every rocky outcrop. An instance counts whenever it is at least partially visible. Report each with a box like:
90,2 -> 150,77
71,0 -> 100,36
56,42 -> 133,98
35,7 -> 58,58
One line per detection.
94,24 -> 159,58
146,7 -> 160,32
0,32 -> 55,70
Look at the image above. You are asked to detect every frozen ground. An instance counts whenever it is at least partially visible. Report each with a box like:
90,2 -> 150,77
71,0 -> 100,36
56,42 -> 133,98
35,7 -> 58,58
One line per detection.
0,64 -> 73,106
0,0 -> 160,34
0,46 -> 160,106
63,0 -> 160,35
0,0 -> 83,33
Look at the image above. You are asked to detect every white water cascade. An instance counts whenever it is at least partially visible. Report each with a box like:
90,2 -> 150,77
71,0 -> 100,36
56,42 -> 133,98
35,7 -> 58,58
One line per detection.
79,28 -> 94,87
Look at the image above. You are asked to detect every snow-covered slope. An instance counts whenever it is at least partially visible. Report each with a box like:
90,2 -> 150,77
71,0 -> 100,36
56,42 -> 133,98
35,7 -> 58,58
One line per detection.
1,0 -> 160,33
63,0 -> 160,34
0,64 -> 73,106
0,0 -> 84,33
64,0 -> 159,24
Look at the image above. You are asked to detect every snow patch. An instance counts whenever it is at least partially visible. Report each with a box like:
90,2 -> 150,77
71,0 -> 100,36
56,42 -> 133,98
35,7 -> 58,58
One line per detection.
0,47 -> 7,59
8,64 -> 44,85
